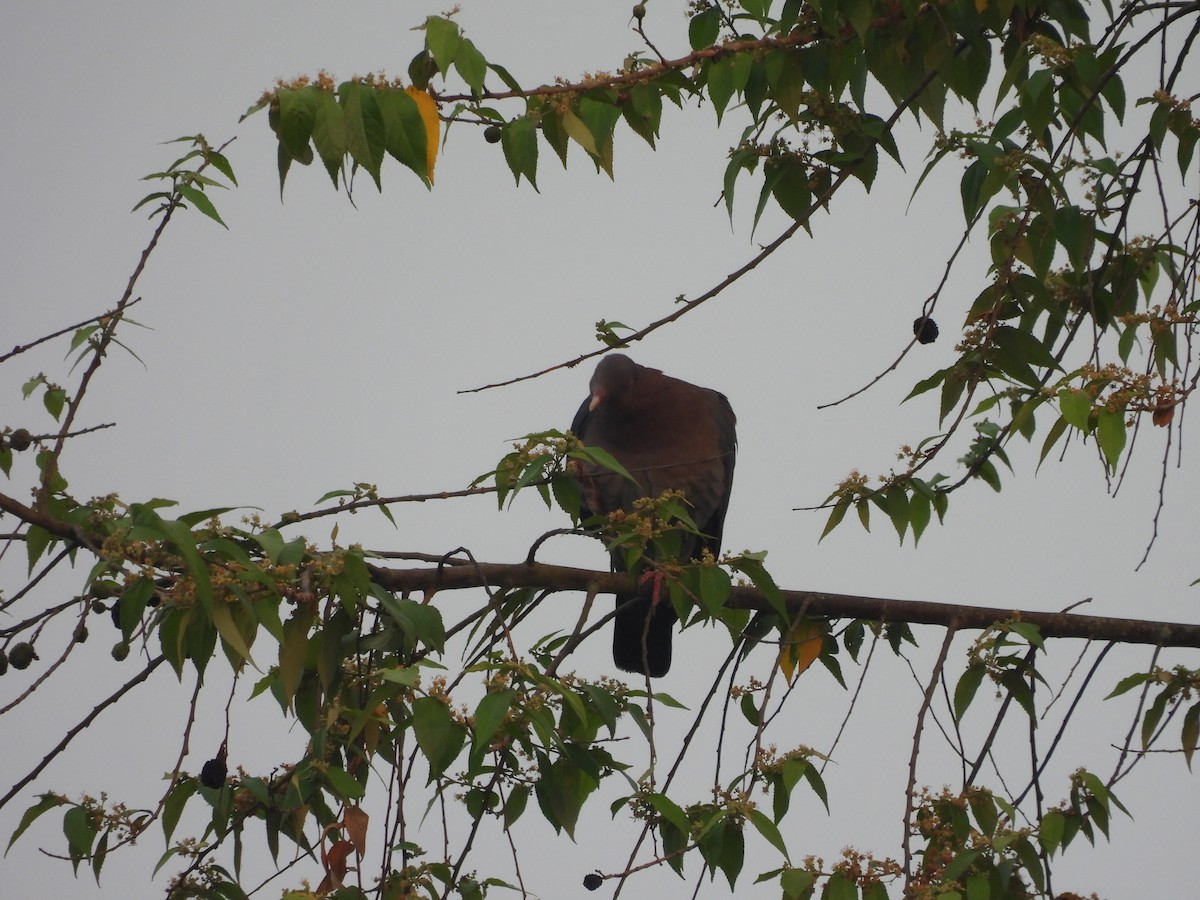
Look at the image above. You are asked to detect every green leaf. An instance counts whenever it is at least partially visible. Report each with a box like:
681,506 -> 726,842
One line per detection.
277,88 -> 317,159
43,387 -> 67,420
999,670 -> 1037,723
412,696 -> 466,781
749,808 -> 789,860
503,783 -> 529,829
470,689 -> 517,772
177,185 -> 227,228
648,793 -> 691,834
706,56 -> 735,123
324,765 -> 366,800
689,5 -> 721,50
1057,388 -> 1093,431
424,16 -> 461,75
1096,406 -> 1126,471
820,499 -> 850,541
823,871 -> 858,900
885,484 -> 909,542
1039,809 -> 1065,856
7,793 -> 68,854
534,750 -> 596,839
780,867 -> 815,899
991,325 -> 1059,387
740,691 -> 760,726
312,89 -> 346,186
717,819 -> 744,889
162,778 -> 197,844
734,554 -> 786,619
454,38 -> 487,93
119,577 -> 157,641
375,87 -> 427,182
954,663 -> 986,721
501,117 -> 538,189
63,805 -> 97,873
1105,671 -> 1150,699
339,82 -> 385,189
697,565 -> 732,616
1181,701 -> 1200,771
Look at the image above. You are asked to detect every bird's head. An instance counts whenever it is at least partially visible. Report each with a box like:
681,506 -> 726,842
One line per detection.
588,354 -> 639,412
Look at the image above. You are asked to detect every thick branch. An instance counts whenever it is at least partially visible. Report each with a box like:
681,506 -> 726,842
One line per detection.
368,560 -> 1200,648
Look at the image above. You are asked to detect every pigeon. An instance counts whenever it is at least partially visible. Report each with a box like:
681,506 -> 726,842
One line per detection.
570,354 -> 736,676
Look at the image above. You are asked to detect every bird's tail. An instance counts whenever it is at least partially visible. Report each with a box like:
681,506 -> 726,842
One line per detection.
612,593 -> 676,677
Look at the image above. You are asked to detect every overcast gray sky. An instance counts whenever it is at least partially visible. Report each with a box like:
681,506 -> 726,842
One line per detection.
3,2 -> 1198,897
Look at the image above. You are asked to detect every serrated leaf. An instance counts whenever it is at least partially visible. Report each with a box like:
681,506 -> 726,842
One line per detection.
1039,808 -> 1065,855
377,88 -> 428,182
689,5 -> 720,50
412,697 -> 466,781
454,38 -> 487,93
424,16 -> 460,75
501,117 -> 538,189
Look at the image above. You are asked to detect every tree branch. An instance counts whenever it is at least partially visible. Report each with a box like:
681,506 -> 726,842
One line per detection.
367,560 -> 1200,648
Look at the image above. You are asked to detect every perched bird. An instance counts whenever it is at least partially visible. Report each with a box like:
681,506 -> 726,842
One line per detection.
569,354 -> 736,677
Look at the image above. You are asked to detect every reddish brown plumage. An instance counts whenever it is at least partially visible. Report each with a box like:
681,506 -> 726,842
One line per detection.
570,354 -> 736,676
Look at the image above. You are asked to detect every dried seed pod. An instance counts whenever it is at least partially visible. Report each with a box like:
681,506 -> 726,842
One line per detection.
913,316 -> 939,344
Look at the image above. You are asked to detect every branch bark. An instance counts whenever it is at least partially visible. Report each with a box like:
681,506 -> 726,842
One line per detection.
368,560 -> 1200,648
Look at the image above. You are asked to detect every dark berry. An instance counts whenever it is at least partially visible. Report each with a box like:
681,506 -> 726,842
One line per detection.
200,757 -> 228,789
9,428 -> 32,452
913,316 -> 939,344
0,650 -> 8,676
73,623 -> 89,643
484,124 -> 502,144
632,3 -> 647,21
111,641 -> 130,661
9,642 -> 37,670
583,873 -> 603,891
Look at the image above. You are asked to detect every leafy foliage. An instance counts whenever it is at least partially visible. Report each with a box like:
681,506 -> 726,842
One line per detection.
4,3 -> 1200,899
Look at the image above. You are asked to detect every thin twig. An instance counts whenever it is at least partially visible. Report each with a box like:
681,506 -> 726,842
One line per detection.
902,626 -> 956,884
0,655 -> 167,812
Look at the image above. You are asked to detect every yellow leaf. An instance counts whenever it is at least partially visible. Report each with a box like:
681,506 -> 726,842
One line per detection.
560,107 -> 599,157
778,618 -> 825,686
406,87 -> 440,182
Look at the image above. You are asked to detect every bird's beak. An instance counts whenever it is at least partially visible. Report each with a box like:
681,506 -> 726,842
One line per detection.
588,390 -> 604,412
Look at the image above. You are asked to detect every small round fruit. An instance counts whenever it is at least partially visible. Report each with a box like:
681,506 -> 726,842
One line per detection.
90,599 -> 107,614
200,757 -> 228,789
9,642 -> 37,670
483,124 -> 502,144
632,3 -> 647,22
74,623 -> 89,643
111,641 -> 130,661
9,428 -> 32,452
583,873 -> 603,891
0,650 -> 8,676
913,316 -> 939,344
